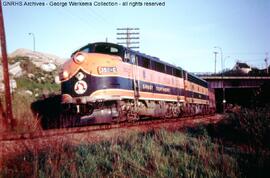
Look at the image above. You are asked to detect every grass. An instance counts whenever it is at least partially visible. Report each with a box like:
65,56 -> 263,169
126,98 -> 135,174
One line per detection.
0,56 -> 60,132
0,92 -> 40,133
14,56 -> 60,96
16,76 -> 60,96
2,105 -> 270,177
1,129 -> 239,178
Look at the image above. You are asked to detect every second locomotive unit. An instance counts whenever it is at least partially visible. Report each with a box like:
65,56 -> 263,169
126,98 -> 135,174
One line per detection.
59,42 -> 215,126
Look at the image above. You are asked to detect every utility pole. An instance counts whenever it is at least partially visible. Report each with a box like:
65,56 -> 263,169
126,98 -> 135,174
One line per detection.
214,46 -> 225,113
116,28 -> 140,49
214,51 -> 218,73
0,0 -> 14,129
265,52 -> 269,75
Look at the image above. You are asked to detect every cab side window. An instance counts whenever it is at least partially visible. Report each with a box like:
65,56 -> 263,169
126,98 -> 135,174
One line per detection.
131,54 -> 136,64
124,51 -> 131,62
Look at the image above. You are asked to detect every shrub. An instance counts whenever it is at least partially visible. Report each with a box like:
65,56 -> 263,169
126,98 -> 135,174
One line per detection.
225,106 -> 270,148
206,106 -> 270,178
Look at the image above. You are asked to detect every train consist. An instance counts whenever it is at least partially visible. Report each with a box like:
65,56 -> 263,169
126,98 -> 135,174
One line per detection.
55,42 -> 215,127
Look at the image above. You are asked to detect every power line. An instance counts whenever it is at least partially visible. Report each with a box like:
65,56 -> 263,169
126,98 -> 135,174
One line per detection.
57,7 -> 92,34
83,6 -> 114,26
59,6 -> 116,43
227,52 -> 268,55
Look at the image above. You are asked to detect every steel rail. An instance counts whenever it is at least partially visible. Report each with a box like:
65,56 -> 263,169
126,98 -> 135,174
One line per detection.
0,114 -> 220,142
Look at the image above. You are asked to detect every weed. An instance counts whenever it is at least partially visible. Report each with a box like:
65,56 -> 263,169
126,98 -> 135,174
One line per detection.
0,129 -> 239,177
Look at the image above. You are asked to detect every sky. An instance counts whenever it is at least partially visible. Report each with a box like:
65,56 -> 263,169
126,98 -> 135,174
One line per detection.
2,0 -> 270,72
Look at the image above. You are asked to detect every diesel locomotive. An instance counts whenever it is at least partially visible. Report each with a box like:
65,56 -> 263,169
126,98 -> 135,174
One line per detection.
58,42 -> 215,126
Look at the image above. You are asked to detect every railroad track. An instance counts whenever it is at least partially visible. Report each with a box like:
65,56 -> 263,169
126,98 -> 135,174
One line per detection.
0,114 -> 221,142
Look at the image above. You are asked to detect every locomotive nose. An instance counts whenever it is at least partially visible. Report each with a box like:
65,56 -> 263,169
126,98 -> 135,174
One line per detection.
61,69 -> 92,102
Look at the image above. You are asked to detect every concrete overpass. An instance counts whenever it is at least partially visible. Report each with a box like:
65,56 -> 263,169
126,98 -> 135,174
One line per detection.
201,76 -> 270,112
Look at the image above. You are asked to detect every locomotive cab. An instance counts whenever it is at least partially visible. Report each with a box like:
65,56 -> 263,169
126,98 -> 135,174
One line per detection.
59,43 -> 131,122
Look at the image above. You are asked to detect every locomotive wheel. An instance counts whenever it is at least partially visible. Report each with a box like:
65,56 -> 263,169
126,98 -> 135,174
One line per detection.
126,107 -> 139,122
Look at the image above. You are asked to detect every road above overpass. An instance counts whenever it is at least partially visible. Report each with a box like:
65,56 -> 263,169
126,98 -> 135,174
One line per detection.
201,76 -> 270,89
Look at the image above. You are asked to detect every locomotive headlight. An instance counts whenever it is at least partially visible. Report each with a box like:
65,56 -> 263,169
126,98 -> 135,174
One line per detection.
73,53 -> 85,64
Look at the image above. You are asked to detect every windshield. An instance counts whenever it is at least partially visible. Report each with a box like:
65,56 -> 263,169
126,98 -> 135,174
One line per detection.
71,44 -> 93,57
94,44 -> 122,56
71,43 -> 123,57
